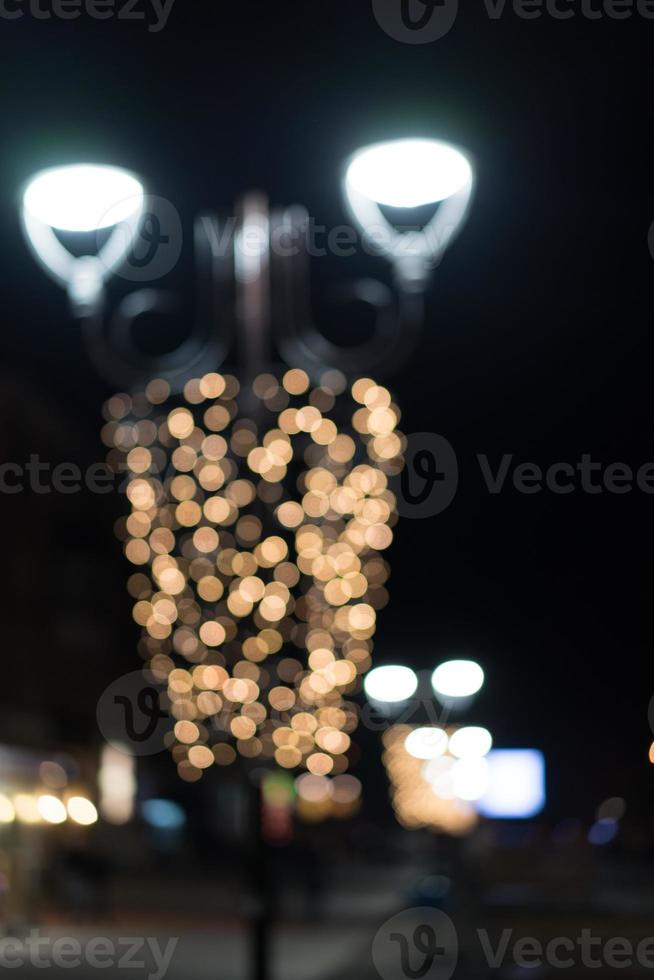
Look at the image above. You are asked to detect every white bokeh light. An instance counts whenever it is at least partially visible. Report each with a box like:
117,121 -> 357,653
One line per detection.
364,665 -> 418,704
422,755 -> 456,800
0,795 -> 15,824
452,758 -> 490,801
23,164 -> 144,232
344,139 -> 473,209
449,726 -> 493,759
431,660 -> 485,699
405,726 -> 448,760
67,796 -> 99,826
37,794 -> 67,825
13,794 -> 41,825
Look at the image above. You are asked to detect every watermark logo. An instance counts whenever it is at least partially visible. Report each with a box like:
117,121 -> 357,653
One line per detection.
97,671 -> 169,756
391,439 -> 654,517
373,908 -> 458,980
373,0 -> 654,42
372,0 -> 459,43
392,432 -> 459,518
98,194 -> 183,283
7,444 -> 654,516
373,913 -> 654,975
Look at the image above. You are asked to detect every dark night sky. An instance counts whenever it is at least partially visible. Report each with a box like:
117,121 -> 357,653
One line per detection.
1,0 -> 653,823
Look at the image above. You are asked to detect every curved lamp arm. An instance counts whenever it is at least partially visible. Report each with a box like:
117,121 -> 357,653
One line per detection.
343,173 -> 474,291
78,214 -> 235,390
270,206 -> 424,382
21,195 -> 146,318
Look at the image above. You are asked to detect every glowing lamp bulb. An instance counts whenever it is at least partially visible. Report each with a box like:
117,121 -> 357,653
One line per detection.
405,727 -> 448,760
37,794 -> 67,825
21,163 -> 146,310
23,164 -> 144,233
449,726 -> 493,759
364,665 -> 418,704
67,797 -> 99,826
344,138 -> 473,209
342,137 -> 475,287
431,660 -> 484,700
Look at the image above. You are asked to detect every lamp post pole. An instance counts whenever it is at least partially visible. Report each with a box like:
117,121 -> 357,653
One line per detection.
249,778 -> 272,980
236,197 -> 276,980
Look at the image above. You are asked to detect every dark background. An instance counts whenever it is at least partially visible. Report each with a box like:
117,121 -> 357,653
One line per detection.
1,0 -> 652,826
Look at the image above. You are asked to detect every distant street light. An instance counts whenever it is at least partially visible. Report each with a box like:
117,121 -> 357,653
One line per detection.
364,664 -> 419,706
431,659 -> 485,710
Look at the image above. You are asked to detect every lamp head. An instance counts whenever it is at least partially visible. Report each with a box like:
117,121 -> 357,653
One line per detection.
345,138 -> 472,209
23,163 -> 143,233
363,665 -> 419,716
21,163 -> 146,314
343,137 -> 475,289
431,659 -> 485,712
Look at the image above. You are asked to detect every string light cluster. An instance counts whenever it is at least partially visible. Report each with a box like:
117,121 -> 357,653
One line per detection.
104,369 -> 403,783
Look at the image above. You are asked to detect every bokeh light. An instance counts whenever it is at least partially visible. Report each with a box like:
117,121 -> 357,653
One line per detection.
431,660 -> 484,700
0,796 -> 15,824
364,665 -> 418,705
476,749 -> 546,819
67,797 -> 99,826
382,726 -> 478,835
37,794 -> 67,825
404,727 -> 448,760
448,726 -> 492,759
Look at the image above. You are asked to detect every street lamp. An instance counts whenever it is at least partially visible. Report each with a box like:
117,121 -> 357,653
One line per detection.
21,163 -> 145,316
366,658 -> 491,833
19,138 -> 477,980
431,658 -> 485,713
363,664 -> 419,707
20,137 -> 474,387
343,137 -> 474,291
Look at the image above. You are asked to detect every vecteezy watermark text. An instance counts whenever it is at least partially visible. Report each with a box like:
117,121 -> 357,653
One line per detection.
479,928 -> 654,971
0,932 -> 177,979
372,0 -> 654,44
6,446 -> 654,510
481,0 -> 654,19
0,456 -> 115,495
394,435 -> 654,519
0,0 -> 176,32
478,453 -> 654,495
200,214 -> 453,265
374,909 -> 654,980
